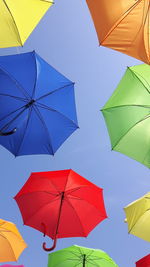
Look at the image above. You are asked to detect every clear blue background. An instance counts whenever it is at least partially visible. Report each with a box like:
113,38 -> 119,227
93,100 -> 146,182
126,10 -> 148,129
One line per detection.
0,1 -> 150,266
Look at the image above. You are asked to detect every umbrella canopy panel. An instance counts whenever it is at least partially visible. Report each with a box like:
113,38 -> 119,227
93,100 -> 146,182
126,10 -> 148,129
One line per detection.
0,0 -> 53,48
0,219 -> 27,262
0,51 -> 78,156
86,0 -> 150,64
48,245 -> 119,267
102,64 -> 150,168
136,254 -> 150,267
124,192 -> 150,242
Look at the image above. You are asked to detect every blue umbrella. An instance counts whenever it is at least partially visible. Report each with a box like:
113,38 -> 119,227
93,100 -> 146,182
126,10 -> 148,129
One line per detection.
0,51 -> 78,156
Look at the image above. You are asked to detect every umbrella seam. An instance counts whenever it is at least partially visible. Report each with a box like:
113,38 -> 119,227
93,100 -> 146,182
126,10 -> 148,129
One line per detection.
0,104 -> 27,123
124,0 -> 147,56
65,197 -> 89,237
128,67 -> 150,94
101,104 -> 150,112
0,93 -> 27,102
0,232 -> 18,261
14,106 -> 33,156
112,114 -> 150,150
142,138 -> 150,165
15,190 -> 59,198
0,106 -> 27,133
36,175 -> 61,193
3,0 -> 23,46
40,0 -> 54,3
100,0 -> 142,45
127,210 -> 148,235
31,51 -> 38,99
35,102 -> 79,127
67,195 -> 107,221
20,196 -> 60,226
0,64 -> 30,99
36,82 -> 74,101
32,105 -> 55,155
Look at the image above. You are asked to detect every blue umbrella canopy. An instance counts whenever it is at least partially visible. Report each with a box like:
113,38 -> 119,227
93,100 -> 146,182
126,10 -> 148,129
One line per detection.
0,51 -> 78,156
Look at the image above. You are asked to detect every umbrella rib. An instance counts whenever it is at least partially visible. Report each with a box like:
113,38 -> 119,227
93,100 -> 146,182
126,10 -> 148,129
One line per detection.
142,144 -> 150,166
0,232 -> 18,261
0,106 -> 27,133
37,176 -> 61,193
31,52 -> 38,99
0,93 -> 27,102
67,188 -> 107,219
0,104 -> 27,123
101,104 -> 150,112
128,67 -> 150,94
65,250 -> 81,258
14,106 -> 33,156
125,0 -> 147,49
32,105 -> 55,155
36,82 -> 74,101
65,197 -> 87,237
127,211 -> 145,234
0,65 -> 30,99
2,0 -> 23,46
112,114 -> 150,150
100,0 -> 142,45
35,102 -> 78,127
86,259 -> 100,266
66,196 -> 107,221
40,0 -> 54,3
22,196 -> 59,225
15,190 -> 59,199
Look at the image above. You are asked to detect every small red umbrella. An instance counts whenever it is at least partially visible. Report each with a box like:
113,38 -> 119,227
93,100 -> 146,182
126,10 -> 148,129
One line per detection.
14,169 -> 107,251
136,254 -> 150,267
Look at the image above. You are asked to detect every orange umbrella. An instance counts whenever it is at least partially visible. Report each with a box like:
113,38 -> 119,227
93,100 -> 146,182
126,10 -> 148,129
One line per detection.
86,0 -> 150,64
0,219 -> 27,262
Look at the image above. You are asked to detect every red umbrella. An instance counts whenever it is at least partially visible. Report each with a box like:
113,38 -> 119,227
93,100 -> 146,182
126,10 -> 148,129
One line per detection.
14,169 -> 107,251
136,254 -> 150,267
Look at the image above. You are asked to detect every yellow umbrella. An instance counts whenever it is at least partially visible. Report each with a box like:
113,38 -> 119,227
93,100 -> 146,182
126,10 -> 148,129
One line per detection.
0,0 -> 53,48
124,192 -> 150,242
0,219 -> 27,262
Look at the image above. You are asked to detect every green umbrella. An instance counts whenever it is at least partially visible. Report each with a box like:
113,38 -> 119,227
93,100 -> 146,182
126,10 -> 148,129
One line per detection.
102,64 -> 150,168
48,245 -> 118,267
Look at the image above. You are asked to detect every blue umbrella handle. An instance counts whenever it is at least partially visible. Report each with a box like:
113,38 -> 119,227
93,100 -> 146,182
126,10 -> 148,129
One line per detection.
0,128 -> 17,136
42,237 -> 57,251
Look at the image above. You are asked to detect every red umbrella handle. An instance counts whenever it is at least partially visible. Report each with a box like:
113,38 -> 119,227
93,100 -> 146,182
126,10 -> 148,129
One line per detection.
42,192 -> 65,252
42,237 -> 57,251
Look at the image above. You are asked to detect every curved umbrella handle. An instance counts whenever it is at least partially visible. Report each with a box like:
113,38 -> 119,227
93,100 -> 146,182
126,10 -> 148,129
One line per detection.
0,127 -> 17,136
42,237 -> 57,251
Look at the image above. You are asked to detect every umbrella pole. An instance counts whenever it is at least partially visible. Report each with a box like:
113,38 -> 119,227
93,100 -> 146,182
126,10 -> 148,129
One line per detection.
42,192 -> 65,251
83,254 -> 86,267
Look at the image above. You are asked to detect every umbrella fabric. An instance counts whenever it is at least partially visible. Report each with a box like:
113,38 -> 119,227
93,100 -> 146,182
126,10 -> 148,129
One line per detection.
136,254 -> 150,267
14,169 -> 107,251
0,219 -> 27,262
86,0 -> 150,64
0,51 -> 78,156
0,0 -> 53,48
124,192 -> 150,242
48,245 -> 118,267
102,64 -> 150,168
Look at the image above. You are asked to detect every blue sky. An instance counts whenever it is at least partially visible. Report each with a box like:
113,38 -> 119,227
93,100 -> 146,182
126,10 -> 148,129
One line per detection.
0,1 -> 150,267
